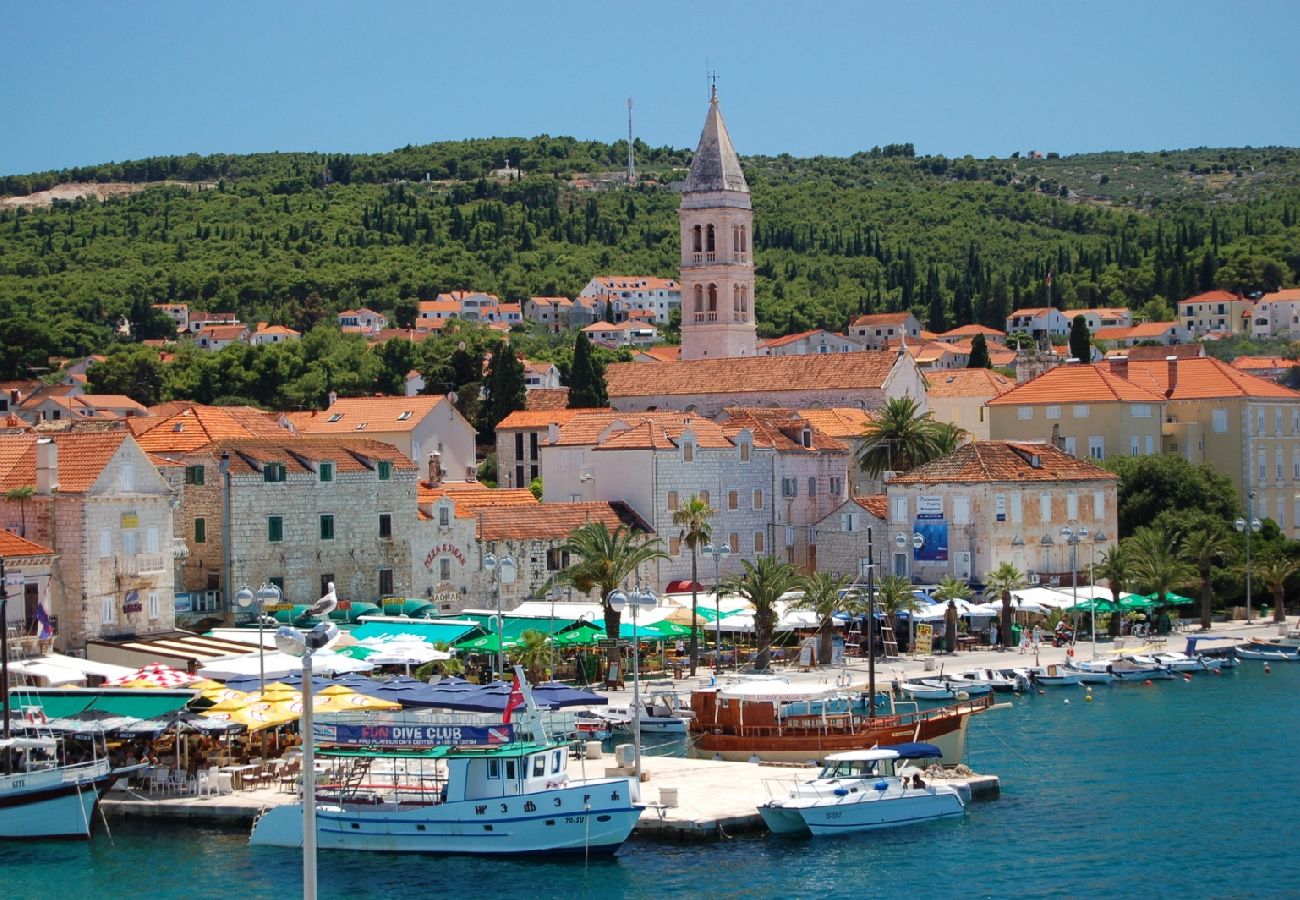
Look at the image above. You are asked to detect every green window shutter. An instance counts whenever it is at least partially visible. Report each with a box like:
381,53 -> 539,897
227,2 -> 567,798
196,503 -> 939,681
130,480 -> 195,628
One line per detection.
320,515 -> 335,540
194,518 -> 206,544
377,460 -> 391,481
319,462 -> 333,483
268,516 -> 283,542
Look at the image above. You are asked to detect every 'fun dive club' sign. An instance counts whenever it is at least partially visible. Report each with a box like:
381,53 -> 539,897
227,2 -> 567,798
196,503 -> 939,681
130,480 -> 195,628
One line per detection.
312,722 -> 514,747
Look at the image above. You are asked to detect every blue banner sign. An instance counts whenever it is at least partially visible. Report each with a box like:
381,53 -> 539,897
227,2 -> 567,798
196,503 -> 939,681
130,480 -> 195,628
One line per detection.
313,722 -> 514,747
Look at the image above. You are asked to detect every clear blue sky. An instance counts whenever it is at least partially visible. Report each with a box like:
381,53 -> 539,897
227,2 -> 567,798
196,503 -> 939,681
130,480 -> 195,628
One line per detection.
4,0 -> 1297,175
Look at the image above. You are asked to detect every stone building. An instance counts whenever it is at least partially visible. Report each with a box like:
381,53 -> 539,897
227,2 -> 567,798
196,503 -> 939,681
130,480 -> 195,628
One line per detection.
809,495 -> 888,581
173,437 -> 418,611
0,431 -> 178,651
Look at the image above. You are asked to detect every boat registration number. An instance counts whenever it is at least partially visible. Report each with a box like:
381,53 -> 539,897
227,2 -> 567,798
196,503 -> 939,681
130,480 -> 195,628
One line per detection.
565,816 -> 586,824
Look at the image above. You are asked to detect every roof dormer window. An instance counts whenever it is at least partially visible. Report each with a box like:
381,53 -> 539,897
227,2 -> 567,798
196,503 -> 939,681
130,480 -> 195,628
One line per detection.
327,413 -> 343,423
355,423 -> 367,431
801,427 -> 812,449
397,411 -> 412,421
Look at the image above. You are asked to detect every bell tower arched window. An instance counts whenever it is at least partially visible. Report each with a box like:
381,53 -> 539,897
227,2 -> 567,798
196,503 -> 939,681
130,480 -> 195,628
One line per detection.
707,284 -> 718,313
692,225 -> 702,254
733,284 -> 741,313
693,284 -> 704,312
706,225 -> 716,253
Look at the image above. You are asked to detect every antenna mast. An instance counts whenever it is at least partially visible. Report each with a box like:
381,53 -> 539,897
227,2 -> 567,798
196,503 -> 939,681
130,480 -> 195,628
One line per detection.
627,97 -> 635,186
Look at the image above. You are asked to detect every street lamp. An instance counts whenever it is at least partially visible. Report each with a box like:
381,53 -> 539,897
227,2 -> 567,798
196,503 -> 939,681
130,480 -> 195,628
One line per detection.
607,587 -> 656,786
1061,525 -> 1089,657
274,620 -> 341,900
1235,510 -> 1262,623
701,542 -> 731,675
483,553 -> 517,677
236,582 -> 282,693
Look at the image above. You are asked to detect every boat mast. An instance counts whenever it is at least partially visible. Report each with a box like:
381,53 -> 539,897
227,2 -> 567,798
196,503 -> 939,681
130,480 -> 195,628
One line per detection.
1,557 -> 10,772
867,528 -> 876,719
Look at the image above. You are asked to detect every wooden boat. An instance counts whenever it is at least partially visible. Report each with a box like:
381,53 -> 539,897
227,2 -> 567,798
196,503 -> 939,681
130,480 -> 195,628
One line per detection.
688,683 -> 992,765
0,736 -> 120,840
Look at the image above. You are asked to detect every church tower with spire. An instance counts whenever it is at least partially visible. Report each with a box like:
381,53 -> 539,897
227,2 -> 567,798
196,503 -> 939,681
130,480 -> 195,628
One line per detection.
679,87 -> 756,360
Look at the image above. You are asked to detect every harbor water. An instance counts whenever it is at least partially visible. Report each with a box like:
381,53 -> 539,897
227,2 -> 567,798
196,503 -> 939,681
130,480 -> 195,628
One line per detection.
2,663 -> 1297,899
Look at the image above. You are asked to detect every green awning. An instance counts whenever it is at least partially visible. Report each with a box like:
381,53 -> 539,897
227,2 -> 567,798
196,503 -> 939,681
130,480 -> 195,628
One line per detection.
351,620 -> 477,645
1141,591 -> 1194,606
9,691 -> 191,720
9,692 -> 93,719
331,601 -> 381,623
1067,598 -> 1118,613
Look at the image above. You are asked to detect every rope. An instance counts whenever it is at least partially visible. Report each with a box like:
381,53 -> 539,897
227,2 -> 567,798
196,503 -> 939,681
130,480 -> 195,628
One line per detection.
972,710 -> 1031,767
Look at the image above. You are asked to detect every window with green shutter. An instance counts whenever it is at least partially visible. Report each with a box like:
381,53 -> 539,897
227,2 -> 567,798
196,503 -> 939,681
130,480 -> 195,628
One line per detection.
194,517 -> 206,544
268,516 -> 283,542
264,463 -> 286,483
377,460 -> 391,481
184,465 -> 205,485
319,462 -> 333,483
320,514 -> 335,540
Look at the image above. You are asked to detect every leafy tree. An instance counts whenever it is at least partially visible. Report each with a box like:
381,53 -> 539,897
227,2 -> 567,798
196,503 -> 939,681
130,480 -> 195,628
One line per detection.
1106,455 -> 1240,538
528,477 -> 542,500
550,521 -> 668,674
3,486 -> 35,537
1068,314 -> 1091,362
794,571 -> 853,666
984,562 -> 1026,649
511,629 -> 553,682
1129,526 -> 1197,611
567,331 -> 608,408
721,556 -> 800,671
1252,551 -> 1299,624
855,396 -> 946,477
671,495 -> 714,675
967,333 -> 992,369
1179,525 -> 1233,630
86,345 -> 165,406
413,643 -> 465,680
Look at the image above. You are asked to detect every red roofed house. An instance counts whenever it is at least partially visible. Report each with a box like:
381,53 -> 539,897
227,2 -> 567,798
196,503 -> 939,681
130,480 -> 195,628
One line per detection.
251,323 -> 302,345
809,494 -> 888,586
195,323 -> 250,351
0,431 -> 178,650
1005,307 -> 1071,340
1232,356 -> 1296,383
337,308 -> 388,334
1081,308 -> 1133,331
758,329 -> 866,356
0,529 -> 57,647
1250,289 -> 1300,340
926,368 -> 1016,441
579,276 -> 680,325
524,297 -> 574,333
1092,322 -> 1191,348
1178,290 -> 1252,338
847,312 -> 923,350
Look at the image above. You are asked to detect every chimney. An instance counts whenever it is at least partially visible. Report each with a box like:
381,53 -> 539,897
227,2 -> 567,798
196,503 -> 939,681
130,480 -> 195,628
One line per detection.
327,391 -> 338,407
36,437 -> 58,495
1110,355 -> 1129,382
1165,355 -> 1178,398
1051,423 -> 1064,450
547,423 -> 559,444
427,451 -> 442,486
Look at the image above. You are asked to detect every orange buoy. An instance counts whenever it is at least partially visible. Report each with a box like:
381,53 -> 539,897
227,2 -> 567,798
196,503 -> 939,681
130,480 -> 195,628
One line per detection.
1143,679 -> 1153,685
1183,673 -> 1192,681
1264,664 -> 1272,675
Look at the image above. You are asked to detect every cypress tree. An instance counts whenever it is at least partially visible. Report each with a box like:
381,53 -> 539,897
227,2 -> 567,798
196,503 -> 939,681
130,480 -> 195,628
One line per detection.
1069,314 -> 1092,362
967,333 -> 992,369
568,331 -> 608,408
478,345 -> 526,438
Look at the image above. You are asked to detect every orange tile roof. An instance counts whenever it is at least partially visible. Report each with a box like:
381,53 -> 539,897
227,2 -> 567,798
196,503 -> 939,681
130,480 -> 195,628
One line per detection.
938,324 -> 1006,340
1261,289 -> 1300,303
134,404 -> 283,453
287,395 -> 452,434
988,364 -> 1165,406
0,530 -> 54,557
926,368 -> 1016,398
636,346 -> 681,363
417,300 -> 460,314
761,329 -> 825,349
1112,344 -> 1203,361
204,437 -> 416,475
1178,290 -> 1241,306
853,495 -> 888,520
720,408 -> 848,454
588,276 -> 678,292
605,352 -> 901,399
497,408 -> 593,430
195,324 -> 248,341
849,312 -> 912,327
1094,322 -> 1182,341
255,324 -> 300,336
1118,357 -> 1300,400
793,407 -> 874,438
421,481 -> 537,517
436,290 -> 500,304
529,296 -> 573,307
554,411 -> 731,448
1232,356 -> 1292,371
477,501 -> 650,541
525,388 -> 573,411
890,441 -> 1116,484
0,432 -> 128,493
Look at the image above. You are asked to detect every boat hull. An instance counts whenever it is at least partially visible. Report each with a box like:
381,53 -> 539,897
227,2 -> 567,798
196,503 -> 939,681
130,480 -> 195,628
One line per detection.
758,803 -> 810,835
250,780 -> 642,856
0,761 -> 114,840
764,786 -> 964,836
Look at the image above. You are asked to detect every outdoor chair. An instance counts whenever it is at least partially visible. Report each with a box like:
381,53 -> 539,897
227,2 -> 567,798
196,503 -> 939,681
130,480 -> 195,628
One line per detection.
216,771 -> 234,794
193,768 -> 215,798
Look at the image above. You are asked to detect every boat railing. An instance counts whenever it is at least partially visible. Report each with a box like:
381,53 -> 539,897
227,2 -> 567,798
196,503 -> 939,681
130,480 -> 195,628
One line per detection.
704,695 -> 991,738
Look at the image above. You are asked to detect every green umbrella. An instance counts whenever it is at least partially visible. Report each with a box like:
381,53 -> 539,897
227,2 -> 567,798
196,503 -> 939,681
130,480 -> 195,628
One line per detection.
1142,591 -> 1194,606
553,627 -> 603,646
1120,595 -> 1158,610
1067,597 -> 1118,613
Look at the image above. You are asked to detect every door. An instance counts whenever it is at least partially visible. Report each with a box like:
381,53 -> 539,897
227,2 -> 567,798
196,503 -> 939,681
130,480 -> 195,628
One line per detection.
955,551 -> 972,581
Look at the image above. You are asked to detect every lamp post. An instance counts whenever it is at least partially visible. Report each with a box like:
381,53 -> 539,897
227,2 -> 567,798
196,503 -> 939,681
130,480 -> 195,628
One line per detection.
483,553 -> 517,677
236,582 -> 282,693
608,587 -> 656,785
274,620 -> 341,900
701,542 -> 731,675
1235,508 -> 1262,624
1061,524 -> 1089,657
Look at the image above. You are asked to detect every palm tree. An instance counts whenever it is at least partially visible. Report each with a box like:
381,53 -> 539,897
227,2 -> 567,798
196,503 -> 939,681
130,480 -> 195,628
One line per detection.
4,485 -> 35,537
794,571 -> 853,667
1095,542 -> 1136,638
552,521 -> 668,676
984,562 -> 1027,650
512,630 -> 553,682
933,576 -> 970,653
870,574 -> 923,655
931,421 -> 969,455
1129,526 -> 1197,618
1253,552 -> 1299,624
672,495 -> 714,676
855,396 -> 945,478
1179,527 -> 1232,631
413,643 -> 465,681
722,556 -> 800,671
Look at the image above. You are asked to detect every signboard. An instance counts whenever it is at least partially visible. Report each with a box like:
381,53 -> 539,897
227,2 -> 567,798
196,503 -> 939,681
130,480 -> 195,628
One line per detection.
917,496 -> 944,518
798,638 -> 816,668
120,512 -> 140,529
122,588 -> 142,614
267,603 -> 295,612
312,722 -> 514,748
915,623 -> 934,656
596,639 -> 626,651
995,495 -> 1006,522
174,591 -> 193,613
422,543 -> 467,570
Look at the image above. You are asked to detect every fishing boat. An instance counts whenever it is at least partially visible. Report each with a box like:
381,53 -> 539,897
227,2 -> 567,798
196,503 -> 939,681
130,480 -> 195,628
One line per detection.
249,677 -> 643,856
1062,660 -> 1116,684
0,735 -> 119,840
1032,665 -> 1082,686
1107,659 -> 1175,680
606,689 -> 694,735
758,743 -> 964,836
1148,652 -> 1223,671
897,679 -> 992,701
1235,645 -> 1300,661
955,669 -> 1030,693
688,683 -> 993,765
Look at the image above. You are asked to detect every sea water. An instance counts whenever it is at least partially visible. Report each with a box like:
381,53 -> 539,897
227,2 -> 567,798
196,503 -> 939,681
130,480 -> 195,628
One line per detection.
2,663 -> 1296,899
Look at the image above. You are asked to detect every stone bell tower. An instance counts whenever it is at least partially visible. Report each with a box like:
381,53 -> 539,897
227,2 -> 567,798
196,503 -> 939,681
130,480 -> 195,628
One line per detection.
679,87 -> 756,360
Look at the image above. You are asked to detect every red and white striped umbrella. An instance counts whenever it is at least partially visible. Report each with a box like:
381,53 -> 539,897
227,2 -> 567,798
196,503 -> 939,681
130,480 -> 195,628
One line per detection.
104,662 -> 202,688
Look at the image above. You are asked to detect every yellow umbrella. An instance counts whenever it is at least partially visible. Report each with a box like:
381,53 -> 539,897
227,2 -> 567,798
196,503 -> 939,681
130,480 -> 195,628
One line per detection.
316,684 -> 355,697
314,692 -> 401,712
229,703 -> 300,732
199,687 -> 251,704
189,679 -> 225,691
262,681 -> 297,692
248,688 -> 299,704
204,696 -> 256,714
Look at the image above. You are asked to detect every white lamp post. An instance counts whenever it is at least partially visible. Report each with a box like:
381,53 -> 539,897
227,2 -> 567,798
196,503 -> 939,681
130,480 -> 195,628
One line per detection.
701,543 -> 731,675
1061,524 -> 1089,657
274,620 -> 340,900
608,587 -> 656,785
483,553 -> 517,677
236,582 -> 282,693
1235,510 -> 1262,623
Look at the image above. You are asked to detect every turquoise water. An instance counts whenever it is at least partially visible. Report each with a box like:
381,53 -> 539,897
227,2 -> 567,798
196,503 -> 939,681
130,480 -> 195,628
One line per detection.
2,664 -> 1297,899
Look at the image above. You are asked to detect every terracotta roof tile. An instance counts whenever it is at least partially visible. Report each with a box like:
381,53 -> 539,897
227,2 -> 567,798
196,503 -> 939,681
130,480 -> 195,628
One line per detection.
1178,290 -> 1241,306
988,364 -> 1166,406
1094,322 -> 1182,341
849,312 -> 913,327
793,408 -> 874,438
890,441 -> 1116,484
554,411 -> 732,449
720,408 -> 848,454
938,324 -> 1006,341
1110,344 -> 1204,361
1262,289 -> 1300,302
287,395 -> 452,434
926,369 -> 1016,399
0,530 -> 54,557
134,404 -> 283,453
525,388 -> 574,411
421,481 -> 537,518
1232,356 -> 1292,371
477,501 -> 651,541
202,437 -> 417,475
635,346 -> 681,363
497,408 -> 592,430
1117,357 -> 1300,400
853,495 -> 888,520
606,352 -> 900,398
0,432 -> 128,493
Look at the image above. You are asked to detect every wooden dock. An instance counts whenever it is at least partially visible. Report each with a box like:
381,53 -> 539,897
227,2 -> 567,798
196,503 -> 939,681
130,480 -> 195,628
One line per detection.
102,756 -> 999,842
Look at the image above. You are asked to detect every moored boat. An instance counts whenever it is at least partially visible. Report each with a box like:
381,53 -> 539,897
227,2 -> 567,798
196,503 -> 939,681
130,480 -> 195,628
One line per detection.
688,683 -> 992,765
758,742 -> 964,836
0,736 -> 119,840
955,669 -> 1030,693
1032,665 -> 1082,686
1235,645 -> 1300,661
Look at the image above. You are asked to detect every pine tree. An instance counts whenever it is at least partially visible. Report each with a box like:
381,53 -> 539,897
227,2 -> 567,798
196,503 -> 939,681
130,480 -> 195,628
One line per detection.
477,345 -> 526,438
967,333 -> 992,369
568,331 -> 608,408
1069,314 -> 1092,362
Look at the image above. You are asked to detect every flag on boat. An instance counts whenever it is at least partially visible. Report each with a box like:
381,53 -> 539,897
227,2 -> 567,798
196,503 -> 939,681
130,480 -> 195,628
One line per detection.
34,601 -> 54,640
502,673 -> 525,724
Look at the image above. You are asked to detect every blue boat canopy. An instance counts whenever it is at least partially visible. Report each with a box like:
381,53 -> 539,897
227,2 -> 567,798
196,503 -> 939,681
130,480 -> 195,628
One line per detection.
886,742 -> 944,759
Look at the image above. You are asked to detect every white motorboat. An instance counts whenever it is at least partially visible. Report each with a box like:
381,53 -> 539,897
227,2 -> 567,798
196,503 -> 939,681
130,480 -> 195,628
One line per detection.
1235,645 -> 1300,661
1150,652 -> 1222,671
1032,665 -> 1082,686
606,690 -> 694,734
896,679 -> 989,701
1062,661 -> 1116,684
0,736 -> 119,840
1107,659 -> 1175,680
759,743 -> 964,836
955,669 -> 1030,693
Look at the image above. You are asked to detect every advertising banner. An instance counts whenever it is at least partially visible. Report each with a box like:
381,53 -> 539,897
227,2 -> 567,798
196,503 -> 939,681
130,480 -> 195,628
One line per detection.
312,722 -> 515,748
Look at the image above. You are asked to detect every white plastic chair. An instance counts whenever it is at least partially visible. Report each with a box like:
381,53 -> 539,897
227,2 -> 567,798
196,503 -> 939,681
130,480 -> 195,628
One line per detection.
216,772 -> 234,795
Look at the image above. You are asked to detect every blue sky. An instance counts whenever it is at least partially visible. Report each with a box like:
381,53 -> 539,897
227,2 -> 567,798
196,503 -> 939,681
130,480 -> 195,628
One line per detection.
4,1 -> 1297,175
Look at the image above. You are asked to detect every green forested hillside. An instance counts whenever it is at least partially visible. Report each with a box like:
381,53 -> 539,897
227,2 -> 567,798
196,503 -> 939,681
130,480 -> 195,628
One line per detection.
2,138 -> 1299,388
